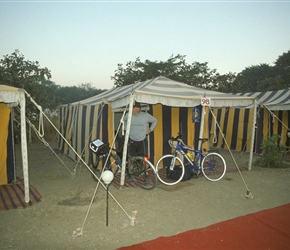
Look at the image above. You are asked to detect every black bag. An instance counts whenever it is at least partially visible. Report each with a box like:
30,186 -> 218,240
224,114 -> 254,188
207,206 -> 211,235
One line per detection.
167,165 -> 194,181
89,139 -> 108,155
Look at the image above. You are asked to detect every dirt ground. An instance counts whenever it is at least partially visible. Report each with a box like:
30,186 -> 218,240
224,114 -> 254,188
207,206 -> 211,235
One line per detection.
1,140 -> 290,250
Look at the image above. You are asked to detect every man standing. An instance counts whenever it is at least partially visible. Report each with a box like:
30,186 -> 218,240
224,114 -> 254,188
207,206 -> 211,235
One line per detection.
123,101 -> 157,157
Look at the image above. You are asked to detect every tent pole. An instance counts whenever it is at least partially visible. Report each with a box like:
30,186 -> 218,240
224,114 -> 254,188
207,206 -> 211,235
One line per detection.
198,105 -> 206,152
248,99 -> 257,171
120,95 -> 134,186
20,93 -> 29,203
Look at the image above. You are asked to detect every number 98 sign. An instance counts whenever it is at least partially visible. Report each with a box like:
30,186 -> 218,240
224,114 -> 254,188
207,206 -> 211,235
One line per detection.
201,98 -> 211,106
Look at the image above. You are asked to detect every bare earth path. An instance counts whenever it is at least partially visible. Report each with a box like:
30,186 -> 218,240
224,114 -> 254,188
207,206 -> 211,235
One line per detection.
1,141 -> 290,249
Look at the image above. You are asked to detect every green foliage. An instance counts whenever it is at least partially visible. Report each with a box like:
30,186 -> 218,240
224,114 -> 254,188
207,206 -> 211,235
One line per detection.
233,64 -> 276,93
0,50 -> 106,113
255,135 -> 289,168
111,54 -> 218,89
0,49 -> 51,88
55,84 -> 104,105
112,49 -> 290,93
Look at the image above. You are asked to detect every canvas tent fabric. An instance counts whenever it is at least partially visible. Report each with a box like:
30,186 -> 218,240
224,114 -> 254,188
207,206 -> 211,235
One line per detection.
0,85 -> 29,203
215,88 -> 290,154
0,103 -> 12,184
59,76 -> 257,185
233,87 -> 290,111
68,76 -> 256,108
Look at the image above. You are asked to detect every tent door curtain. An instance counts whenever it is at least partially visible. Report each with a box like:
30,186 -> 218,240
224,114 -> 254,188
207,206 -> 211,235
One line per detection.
0,103 -> 15,185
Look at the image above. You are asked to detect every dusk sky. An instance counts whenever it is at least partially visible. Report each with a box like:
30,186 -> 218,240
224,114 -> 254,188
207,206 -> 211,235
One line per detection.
1,1 -> 289,89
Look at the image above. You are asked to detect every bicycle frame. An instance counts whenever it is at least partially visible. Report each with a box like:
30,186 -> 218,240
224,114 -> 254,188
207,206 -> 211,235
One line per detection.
174,143 -> 202,170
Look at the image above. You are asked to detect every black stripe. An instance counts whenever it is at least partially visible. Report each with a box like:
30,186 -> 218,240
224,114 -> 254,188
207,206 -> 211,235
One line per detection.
28,185 -> 41,202
12,184 -> 28,208
95,104 -> 102,139
80,106 -> 87,155
231,109 -> 240,150
194,106 -> 202,149
3,185 -> 18,209
179,107 -> 188,145
256,108 -> 264,154
162,105 -> 172,155
102,104 -> 109,142
88,106 -> 95,166
0,188 -> 9,211
242,109 -> 250,152
221,109 -> 229,149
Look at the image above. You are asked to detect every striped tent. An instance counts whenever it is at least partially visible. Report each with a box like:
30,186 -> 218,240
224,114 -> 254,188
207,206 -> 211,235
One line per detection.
0,85 -> 30,203
216,88 -> 290,154
59,76 -> 257,184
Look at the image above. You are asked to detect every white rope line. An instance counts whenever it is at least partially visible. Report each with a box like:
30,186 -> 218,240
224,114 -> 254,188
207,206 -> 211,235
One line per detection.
22,90 -> 133,223
209,107 -> 253,198
263,105 -> 290,131
15,106 -> 76,176
73,102 -> 106,172
212,114 -> 217,144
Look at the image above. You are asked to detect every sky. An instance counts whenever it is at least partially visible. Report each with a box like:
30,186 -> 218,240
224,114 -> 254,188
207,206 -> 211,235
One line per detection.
1,1 -> 290,90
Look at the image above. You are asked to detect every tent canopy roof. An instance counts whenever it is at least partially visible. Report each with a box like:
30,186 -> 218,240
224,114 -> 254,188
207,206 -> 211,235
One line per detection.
234,87 -> 290,110
65,76 -> 256,109
0,85 -> 25,106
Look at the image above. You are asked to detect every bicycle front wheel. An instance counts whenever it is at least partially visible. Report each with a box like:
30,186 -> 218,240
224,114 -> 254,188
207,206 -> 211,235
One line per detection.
155,155 -> 185,186
91,153 -> 121,182
129,156 -> 157,190
201,152 -> 226,181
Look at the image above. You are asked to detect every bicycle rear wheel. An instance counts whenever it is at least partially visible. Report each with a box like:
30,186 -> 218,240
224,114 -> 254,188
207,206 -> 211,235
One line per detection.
91,153 -> 121,182
129,156 -> 157,190
155,155 -> 185,186
201,152 -> 226,181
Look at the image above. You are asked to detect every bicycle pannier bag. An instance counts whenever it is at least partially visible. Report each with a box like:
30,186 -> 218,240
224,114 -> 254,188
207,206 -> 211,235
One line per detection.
167,165 -> 194,181
89,139 -> 107,155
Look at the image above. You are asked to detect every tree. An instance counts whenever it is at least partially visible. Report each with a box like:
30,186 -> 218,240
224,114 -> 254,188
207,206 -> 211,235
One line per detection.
232,50 -> 290,93
111,54 -> 219,89
0,49 -> 51,89
0,50 -> 53,118
0,50 -> 106,115
232,64 -> 276,93
211,72 -> 237,93
55,83 -> 104,105
272,49 -> 290,90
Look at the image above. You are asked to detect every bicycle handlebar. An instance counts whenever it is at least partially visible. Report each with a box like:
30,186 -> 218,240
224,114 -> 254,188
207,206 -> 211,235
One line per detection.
170,132 -> 183,141
170,133 -> 209,144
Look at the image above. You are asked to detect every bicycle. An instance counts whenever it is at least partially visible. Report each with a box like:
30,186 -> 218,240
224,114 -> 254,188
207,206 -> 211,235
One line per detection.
89,139 -> 157,190
155,133 -> 226,185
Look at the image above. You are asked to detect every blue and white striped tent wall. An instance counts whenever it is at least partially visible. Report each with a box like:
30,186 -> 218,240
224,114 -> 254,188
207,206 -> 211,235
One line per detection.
59,76 -> 257,166
211,88 -> 290,154
59,103 -> 114,165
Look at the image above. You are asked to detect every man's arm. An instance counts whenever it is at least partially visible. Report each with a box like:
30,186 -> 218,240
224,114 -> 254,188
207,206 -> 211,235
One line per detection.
147,114 -> 157,132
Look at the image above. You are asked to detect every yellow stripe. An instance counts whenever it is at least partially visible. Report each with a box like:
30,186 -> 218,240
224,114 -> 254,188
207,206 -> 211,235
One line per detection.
217,108 -> 226,148
209,108 -> 218,147
281,111 -> 288,145
187,108 -> 195,148
152,104 -> 163,164
0,103 -> 10,185
263,109 -> 269,139
171,107 -> 179,137
236,109 -> 245,151
272,111 -> 279,135
225,108 -> 235,148
245,108 -> 254,152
